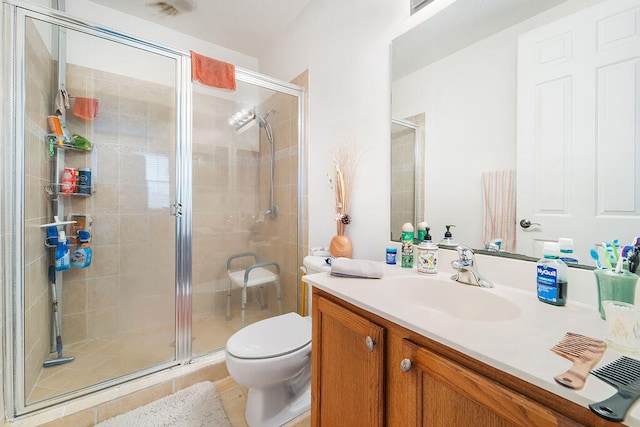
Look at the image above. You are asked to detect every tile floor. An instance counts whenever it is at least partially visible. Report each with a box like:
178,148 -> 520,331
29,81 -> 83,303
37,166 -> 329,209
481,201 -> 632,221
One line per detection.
214,376 -> 311,427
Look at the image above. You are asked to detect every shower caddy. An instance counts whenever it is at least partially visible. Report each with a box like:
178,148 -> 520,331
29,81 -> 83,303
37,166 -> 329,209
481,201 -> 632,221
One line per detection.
40,133 -> 96,367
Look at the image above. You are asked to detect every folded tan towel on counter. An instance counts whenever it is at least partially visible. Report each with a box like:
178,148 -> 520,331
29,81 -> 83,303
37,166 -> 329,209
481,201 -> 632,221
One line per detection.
331,258 -> 384,279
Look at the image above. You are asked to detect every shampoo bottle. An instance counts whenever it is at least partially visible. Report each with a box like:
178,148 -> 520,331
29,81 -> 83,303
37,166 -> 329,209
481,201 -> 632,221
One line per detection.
537,242 -> 567,306
401,223 -> 414,268
55,231 -> 70,271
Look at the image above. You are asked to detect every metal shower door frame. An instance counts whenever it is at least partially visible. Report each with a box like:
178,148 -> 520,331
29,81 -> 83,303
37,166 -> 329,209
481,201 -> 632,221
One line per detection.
2,0 -> 305,418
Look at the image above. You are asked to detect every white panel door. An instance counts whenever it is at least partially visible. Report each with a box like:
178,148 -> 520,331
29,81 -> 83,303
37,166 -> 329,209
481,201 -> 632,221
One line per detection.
517,0 -> 640,263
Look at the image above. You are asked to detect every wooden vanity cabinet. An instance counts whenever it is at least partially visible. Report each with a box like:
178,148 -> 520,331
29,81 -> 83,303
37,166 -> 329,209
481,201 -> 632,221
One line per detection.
311,295 -> 385,426
312,288 -> 619,427
396,340 -> 581,426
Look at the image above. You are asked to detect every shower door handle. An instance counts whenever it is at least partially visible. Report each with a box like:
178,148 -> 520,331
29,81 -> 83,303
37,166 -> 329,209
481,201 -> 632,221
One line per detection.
170,202 -> 182,217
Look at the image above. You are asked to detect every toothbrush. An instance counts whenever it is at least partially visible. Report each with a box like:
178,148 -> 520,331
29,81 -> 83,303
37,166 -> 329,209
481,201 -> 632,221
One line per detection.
603,242 -> 615,268
589,248 -> 603,269
614,256 -> 624,274
612,239 -> 620,262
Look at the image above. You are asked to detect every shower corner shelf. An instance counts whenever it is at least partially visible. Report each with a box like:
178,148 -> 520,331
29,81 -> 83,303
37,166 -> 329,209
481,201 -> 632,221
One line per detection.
44,134 -> 96,198
45,134 -> 93,154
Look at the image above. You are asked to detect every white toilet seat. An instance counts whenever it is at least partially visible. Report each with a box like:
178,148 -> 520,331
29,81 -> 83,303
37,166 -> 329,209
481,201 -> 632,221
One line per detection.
226,312 -> 311,359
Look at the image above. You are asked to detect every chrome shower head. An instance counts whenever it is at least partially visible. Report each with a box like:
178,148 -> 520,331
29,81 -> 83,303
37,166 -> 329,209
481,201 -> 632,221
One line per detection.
257,109 -> 276,125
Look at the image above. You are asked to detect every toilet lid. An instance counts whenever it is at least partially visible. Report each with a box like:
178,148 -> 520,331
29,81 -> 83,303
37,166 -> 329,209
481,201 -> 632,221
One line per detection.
226,312 -> 311,359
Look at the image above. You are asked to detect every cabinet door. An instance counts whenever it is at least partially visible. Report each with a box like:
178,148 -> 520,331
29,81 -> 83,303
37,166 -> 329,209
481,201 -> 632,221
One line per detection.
312,296 -> 385,427
400,340 -> 579,426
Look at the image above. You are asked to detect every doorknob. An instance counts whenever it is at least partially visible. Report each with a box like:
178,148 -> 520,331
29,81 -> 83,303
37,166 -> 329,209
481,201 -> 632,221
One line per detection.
519,219 -> 540,229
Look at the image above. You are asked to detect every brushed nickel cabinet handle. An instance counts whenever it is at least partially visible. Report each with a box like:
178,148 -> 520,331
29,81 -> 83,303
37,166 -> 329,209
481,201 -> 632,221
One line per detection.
400,358 -> 412,372
365,336 -> 374,352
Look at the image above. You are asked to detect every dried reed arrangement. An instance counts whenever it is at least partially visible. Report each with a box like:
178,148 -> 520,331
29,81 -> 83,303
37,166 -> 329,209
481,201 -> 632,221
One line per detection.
330,145 -> 358,236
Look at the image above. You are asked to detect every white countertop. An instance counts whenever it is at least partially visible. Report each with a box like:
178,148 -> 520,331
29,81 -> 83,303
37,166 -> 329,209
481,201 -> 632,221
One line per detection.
303,263 -> 640,426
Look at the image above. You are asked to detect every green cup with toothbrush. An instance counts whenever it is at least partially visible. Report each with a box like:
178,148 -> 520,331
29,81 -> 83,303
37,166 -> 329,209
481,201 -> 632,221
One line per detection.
594,241 -> 638,319
594,269 -> 638,319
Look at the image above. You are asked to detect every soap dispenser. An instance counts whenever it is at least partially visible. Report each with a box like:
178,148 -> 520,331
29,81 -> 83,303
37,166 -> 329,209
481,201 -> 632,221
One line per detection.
439,225 -> 458,247
417,226 -> 438,274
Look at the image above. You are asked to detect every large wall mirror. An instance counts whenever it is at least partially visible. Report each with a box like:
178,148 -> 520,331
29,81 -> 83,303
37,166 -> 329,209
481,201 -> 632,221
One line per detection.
391,0 -> 640,267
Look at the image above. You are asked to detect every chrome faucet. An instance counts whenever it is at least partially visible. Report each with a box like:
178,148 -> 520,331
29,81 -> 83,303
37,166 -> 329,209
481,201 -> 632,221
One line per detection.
450,246 -> 494,288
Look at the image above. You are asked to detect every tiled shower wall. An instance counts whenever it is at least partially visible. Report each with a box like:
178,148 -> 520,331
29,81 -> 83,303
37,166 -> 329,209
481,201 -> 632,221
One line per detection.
191,73 -> 305,323
190,90 -> 261,319
256,72 -> 307,315
23,19 -> 57,398
61,62 -> 177,346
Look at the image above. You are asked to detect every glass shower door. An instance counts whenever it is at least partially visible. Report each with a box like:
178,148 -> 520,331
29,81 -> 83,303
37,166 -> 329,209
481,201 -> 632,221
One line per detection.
15,9 -> 182,410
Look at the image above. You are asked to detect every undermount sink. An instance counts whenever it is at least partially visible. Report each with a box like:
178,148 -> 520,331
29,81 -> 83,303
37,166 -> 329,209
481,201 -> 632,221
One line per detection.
381,276 -> 522,322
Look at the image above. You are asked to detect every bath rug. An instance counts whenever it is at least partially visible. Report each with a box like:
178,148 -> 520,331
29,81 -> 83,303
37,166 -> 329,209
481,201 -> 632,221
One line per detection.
96,381 -> 231,427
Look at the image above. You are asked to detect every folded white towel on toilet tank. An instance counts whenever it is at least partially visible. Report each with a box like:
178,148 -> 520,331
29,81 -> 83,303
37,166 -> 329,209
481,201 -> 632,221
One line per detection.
330,258 -> 384,279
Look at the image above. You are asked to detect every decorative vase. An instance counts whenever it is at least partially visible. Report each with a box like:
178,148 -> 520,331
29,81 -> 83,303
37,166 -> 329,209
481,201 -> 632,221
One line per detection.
330,235 -> 352,258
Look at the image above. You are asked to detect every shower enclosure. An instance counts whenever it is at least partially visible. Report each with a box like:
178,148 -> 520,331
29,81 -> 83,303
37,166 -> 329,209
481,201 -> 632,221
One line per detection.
2,1 -> 305,417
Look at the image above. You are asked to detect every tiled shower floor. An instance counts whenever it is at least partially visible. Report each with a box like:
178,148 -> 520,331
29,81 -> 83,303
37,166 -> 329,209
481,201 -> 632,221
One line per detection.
30,299 -> 281,404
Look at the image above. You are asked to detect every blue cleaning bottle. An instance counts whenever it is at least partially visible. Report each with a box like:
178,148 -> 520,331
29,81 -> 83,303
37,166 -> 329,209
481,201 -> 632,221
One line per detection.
71,230 -> 92,268
55,231 -> 70,271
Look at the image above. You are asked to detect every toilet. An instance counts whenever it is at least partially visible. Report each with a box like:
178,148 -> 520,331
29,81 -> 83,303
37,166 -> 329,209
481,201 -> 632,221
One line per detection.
225,312 -> 312,427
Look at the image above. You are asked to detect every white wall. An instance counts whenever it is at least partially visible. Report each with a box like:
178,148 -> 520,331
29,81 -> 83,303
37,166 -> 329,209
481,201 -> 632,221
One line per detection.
259,0 -> 457,260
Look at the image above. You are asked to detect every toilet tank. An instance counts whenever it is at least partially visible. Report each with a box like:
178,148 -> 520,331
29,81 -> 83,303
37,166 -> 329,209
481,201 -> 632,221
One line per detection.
301,256 -> 331,316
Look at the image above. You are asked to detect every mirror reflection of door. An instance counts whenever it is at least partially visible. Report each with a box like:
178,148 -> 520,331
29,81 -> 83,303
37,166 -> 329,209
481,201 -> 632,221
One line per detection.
391,115 -> 424,241
516,0 -> 640,262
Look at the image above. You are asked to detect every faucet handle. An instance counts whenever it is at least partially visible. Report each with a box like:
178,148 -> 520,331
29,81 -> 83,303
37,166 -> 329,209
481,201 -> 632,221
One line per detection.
456,245 -> 475,262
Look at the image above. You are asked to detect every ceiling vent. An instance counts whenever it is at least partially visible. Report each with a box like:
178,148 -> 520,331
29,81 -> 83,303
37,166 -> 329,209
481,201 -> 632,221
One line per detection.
149,0 -> 197,16
411,0 -> 435,15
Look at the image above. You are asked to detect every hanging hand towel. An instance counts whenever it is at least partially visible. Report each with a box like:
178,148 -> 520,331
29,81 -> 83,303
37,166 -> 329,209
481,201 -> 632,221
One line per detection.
191,52 -> 236,90
482,170 -> 516,252
54,89 -> 70,115
330,258 -> 384,279
73,97 -> 99,120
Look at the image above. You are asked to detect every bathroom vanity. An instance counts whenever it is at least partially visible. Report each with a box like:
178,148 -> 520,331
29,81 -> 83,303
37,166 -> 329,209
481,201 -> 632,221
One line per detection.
304,265 -> 636,426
